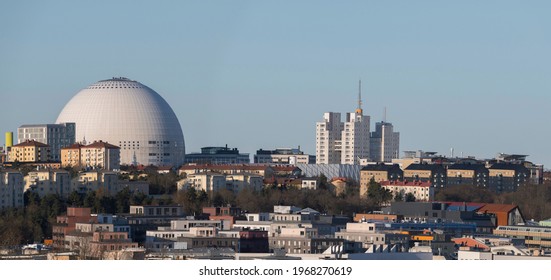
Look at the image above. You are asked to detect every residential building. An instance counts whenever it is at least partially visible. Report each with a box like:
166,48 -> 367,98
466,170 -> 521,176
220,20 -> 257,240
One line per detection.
0,171 -> 24,209
380,180 -> 433,202
381,202 -> 495,235
316,82 -> 371,165
391,150 -> 439,170
239,230 -> 269,253
178,172 -> 227,193
179,164 -> 274,178
125,205 -> 187,245
88,231 -> 138,259
316,112 -> 344,164
360,163 -> 403,197
52,207 -> 96,250
60,143 -> 84,168
72,171 -> 118,194
7,140 -> 51,163
177,171 -> 263,193
24,170 -> 71,198
475,204 -> 525,226
335,222 -> 410,250
494,225 -> 551,249
184,146 -> 250,164
300,177 -> 319,190
488,163 -> 530,193
330,177 -> 347,195
17,123 -> 75,161
446,163 -> 489,188
403,163 -> 447,188
80,141 -> 120,170
254,148 -> 314,164
369,121 -> 400,162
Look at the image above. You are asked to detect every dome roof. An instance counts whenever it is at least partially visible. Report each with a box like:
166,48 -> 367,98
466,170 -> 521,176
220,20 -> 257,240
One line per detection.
56,77 -> 185,166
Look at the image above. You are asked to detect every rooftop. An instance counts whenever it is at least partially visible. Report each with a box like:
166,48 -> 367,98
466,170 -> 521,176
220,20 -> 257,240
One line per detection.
12,140 -> 49,147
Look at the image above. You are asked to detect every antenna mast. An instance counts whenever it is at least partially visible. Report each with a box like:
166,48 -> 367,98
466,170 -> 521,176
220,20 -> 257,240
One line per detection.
355,79 -> 363,115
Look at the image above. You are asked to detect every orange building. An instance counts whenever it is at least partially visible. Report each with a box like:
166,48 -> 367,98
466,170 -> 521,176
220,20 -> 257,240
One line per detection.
476,204 -> 525,227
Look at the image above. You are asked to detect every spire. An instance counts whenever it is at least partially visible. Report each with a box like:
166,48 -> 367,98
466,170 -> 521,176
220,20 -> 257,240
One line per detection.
355,79 -> 363,115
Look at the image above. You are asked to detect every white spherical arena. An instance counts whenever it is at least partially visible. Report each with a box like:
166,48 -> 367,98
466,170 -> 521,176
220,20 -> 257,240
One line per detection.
56,77 -> 185,166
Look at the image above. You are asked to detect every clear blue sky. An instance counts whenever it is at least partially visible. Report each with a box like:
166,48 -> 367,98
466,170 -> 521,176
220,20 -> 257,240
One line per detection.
1,1 -> 550,168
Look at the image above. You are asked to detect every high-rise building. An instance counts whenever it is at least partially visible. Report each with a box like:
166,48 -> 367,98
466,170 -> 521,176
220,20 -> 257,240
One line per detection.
316,81 -> 370,164
370,121 -> 400,162
17,123 -> 75,162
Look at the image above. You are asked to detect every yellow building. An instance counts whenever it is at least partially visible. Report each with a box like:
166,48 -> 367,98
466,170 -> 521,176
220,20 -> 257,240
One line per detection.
61,141 -> 120,170
61,143 -> 84,168
8,140 -> 50,163
359,163 -> 403,197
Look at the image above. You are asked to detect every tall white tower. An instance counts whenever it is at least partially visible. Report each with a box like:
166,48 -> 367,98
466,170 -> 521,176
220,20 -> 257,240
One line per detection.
316,112 -> 343,164
341,80 -> 370,164
315,80 -> 370,165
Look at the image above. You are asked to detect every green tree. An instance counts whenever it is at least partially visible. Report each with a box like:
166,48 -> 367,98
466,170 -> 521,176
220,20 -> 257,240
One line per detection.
405,192 -> 416,202
366,178 -> 392,207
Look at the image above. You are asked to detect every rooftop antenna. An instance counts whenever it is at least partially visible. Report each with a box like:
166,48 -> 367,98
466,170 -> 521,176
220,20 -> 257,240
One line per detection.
383,107 -> 387,123
355,79 -> 363,115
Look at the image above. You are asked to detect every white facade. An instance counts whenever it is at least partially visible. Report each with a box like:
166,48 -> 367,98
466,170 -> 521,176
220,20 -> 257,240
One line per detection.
24,170 -> 71,198
178,172 -> 227,193
370,121 -> 400,163
316,112 -> 344,164
0,171 -> 24,209
316,110 -> 370,165
178,172 -> 263,193
56,77 -> 185,166
341,112 -> 370,164
18,123 -> 75,161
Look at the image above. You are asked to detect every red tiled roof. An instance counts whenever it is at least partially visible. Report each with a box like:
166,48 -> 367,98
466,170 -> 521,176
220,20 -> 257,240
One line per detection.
452,237 -> 490,250
331,177 -> 347,182
84,141 -> 120,149
271,166 -> 299,172
13,140 -> 49,147
380,180 -> 431,187
477,204 -> 518,214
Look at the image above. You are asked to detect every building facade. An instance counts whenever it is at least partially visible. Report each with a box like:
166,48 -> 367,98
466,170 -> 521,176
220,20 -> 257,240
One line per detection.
184,146 -> 250,164
24,170 -> 71,198
254,148 -> 314,164
7,140 -> 51,163
17,123 -> 75,162
0,171 -> 24,209
446,163 -> 489,188
369,121 -> 400,163
380,180 -> 433,202
80,141 -> 120,170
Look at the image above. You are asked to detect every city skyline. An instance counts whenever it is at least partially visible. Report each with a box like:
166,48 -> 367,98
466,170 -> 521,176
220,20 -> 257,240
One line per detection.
1,1 -> 550,167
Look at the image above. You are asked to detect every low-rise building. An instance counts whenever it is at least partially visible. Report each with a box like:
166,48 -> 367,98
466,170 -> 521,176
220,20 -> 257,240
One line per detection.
184,146 -> 250,165
335,222 -> 410,250
360,163 -> 403,195
52,207 -> 96,250
254,148 -> 314,164
494,225 -> 551,248
8,140 -> 51,163
380,180 -> 433,202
